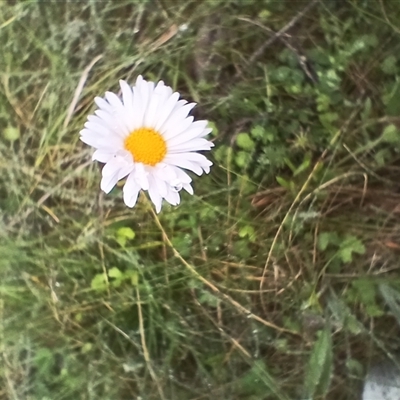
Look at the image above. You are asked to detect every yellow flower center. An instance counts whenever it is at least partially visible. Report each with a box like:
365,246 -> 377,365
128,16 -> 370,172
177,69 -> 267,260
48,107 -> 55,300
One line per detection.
124,127 -> 167,166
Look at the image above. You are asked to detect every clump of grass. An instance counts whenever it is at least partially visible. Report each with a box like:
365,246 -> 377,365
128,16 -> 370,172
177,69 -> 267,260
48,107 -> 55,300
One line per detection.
2,1 -> 400,399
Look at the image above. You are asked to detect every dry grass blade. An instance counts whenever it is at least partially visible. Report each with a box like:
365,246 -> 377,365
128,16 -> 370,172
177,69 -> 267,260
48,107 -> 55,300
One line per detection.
149,203 -> 299,336
63,54 -> 103,129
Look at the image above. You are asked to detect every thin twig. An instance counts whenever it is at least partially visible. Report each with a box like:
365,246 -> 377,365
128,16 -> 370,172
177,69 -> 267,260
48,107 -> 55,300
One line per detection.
260,105 -> 361,291
239,16 -> 319,83
193,296 -> 252,359
379,0 -> 400,35
148,203 -> 298,336
246,0 -> 319,67
288,171 -> 368,245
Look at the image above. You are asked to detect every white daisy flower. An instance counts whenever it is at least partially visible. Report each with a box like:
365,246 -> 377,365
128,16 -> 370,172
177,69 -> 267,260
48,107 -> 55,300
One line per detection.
80,75 -> 214,213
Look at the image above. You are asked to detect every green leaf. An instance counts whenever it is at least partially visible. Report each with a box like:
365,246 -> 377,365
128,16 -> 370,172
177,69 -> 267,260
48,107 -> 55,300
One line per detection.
327,290 -> 363,334
384,83 -> 400,116
319,112 -> 339,128
274,66 -> 291,82
374,149 -> 388,166
365,304 -> 384,317
381,55 -> 397,75
382,124 -> 400,144
316,93 -> 331,112
33,348 -> 55,376
108,267 -> 123,279
352,279 -> 384,317
236,133 -> 255,151
235,150 -> 251,168
250,125 -> 265,140
108,267 -> 129,287
303,325 -> 333,398
346,359 -> 364,376
361,97 -> 372,121
79,343 -> 92,355
3,125 -> 20,142
238,225 -> 256,242
198,291 -> 219,307
90,273 -> 107,291
293,154 -> 311,176
232,239 -> 252,259
276,176 -> 291,189
251,125 -> 276,143
318,232 -> 339,251
338,235 -> 365,263
116,227 -> 135,247
126,270 -> 139,286
324,69 -> 341,89
237,360 -> 290,400
362,34 -> 379,47
283,157 -> 297,173
258,9 -> 272,20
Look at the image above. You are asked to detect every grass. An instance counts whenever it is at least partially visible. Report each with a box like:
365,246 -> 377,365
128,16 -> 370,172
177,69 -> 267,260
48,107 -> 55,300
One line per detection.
1,0 -> 400,399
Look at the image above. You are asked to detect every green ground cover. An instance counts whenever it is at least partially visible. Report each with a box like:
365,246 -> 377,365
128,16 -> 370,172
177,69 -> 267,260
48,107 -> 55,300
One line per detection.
1,1 -> 400,399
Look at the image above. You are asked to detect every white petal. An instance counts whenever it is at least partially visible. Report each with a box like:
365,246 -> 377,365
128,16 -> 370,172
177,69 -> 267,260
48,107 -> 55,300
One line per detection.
155,81 -> 173,102
94,96 -> 115,114
181,153 -> 213,173
165,153 -> 212,173
104,91 -> 122,109
144,82 -> 173,129
134,163 -> 150,190
101,151 -> 133,180
175,152 -> 212,164
145,80 -> 155,98
120,80 -> 134,110
183,183 -> 194,195
169,179 -> 182,192
83,121 -> 113,137
163,156 -> 203,175
117,164 -> 134,180
92,149 -> 114,163
166,121 -> 211,146
148,177 -> 163,213
102,157 -> 123,177
95,109 -> 129,137
174,167 -> 192,184
153,92 -> 180,131
168,138 -> 214,153
104,91 -> 132,133
143,92 -> 162,128
138,79 -> 153,114
164,187 -> 180,206
136,75 -> 144,85
94,109 -> 116,126
80,131 -> 122,149
152,163 -> 178,183
154,175 -> 168,198
119,81 -> 136,132
160,103 -> 196,138
131,83 -> 149,130
100,170 -> 119,193
123,172 -> 141,208
163,116 -> 194,141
